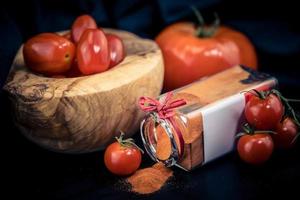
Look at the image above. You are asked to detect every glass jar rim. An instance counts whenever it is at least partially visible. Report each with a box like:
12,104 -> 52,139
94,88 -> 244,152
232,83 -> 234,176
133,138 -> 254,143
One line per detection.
140,112 -> 181,167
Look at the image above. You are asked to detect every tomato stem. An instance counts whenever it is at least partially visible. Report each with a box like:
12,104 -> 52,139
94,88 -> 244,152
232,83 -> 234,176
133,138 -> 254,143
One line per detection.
292,132 -> 300,144
237,123 -> 276,139
241,89 -> 266,99
191,6 -> 205,27
191,6 -> 220,38
252,89 -> 266,99
242,123 -> 255,134
270,89 -> 300,127
285,98 -> 300,102
254,130 -> 277,135
115,131 -> 144,154
235,132 -> 246,138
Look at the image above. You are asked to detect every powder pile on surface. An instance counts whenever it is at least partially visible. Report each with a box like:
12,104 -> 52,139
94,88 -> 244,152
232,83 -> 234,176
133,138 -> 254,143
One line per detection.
126,162 -> 173,194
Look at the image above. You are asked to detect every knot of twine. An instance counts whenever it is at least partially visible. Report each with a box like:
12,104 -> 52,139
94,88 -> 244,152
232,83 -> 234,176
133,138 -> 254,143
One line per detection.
139,92 -> 187,160
138,92 -> 186,119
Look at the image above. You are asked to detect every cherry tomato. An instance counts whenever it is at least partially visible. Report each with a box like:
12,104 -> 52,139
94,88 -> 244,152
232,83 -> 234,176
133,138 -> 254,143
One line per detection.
77,29 -> 110,75
23,33 -> 75,75
71,15 -> 97,43
104,133 -> 142,176
156,22 -> 257,91
106,34 -> 125,68
273,117 -> 298,149
237,133 -> 274,165
245,91 -> 284,130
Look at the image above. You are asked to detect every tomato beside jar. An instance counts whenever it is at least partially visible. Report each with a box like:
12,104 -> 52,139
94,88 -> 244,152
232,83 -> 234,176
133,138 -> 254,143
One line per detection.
237,133 -> 274,165
104,133 -> 142,176
273,117 -> 298,149
244,90 -> 284,130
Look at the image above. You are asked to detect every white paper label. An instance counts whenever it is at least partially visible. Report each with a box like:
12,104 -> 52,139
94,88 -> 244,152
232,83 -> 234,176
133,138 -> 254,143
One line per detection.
201,93 -> 245,164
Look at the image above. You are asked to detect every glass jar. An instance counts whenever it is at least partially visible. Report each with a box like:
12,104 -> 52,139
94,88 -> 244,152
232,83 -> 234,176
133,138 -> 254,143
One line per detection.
140,66 -> 276,171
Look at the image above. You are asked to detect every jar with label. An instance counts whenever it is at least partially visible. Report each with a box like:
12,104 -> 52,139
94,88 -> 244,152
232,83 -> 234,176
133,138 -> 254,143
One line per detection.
139,65 -> 277,171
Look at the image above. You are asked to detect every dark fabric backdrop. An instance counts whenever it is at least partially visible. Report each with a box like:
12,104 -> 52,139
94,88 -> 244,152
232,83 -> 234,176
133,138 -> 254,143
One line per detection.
1,1 -> 300,199
1,0 -> 300,90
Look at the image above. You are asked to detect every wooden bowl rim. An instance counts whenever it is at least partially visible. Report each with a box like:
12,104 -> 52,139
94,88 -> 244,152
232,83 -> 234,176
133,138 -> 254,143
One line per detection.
4,28 -> 162,98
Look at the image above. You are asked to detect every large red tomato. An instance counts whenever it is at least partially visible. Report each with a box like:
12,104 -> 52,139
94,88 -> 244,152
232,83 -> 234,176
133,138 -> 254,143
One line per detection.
156,23 -> 257,91
23,33 -> 75,75
76,28 -> 110,75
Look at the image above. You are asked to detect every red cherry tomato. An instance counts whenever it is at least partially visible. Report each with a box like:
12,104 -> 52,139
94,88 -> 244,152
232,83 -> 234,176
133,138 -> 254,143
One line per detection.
23,33 -> 75,75
71,15 -> 97,43
245,91 -> 284,130
106,34 -> 125,68
76,29 -> 110,75
104,133 -> 142,176
273,117 -> 298,149
237,133 -> 274,165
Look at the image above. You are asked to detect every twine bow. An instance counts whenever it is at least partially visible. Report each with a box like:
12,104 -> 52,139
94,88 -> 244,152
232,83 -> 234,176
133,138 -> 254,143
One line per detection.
139,92 -> 187,161
138,92 -> 186,119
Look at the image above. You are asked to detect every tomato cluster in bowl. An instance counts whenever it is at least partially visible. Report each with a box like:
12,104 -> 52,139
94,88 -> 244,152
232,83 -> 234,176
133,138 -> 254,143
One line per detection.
23,15 -> 125,78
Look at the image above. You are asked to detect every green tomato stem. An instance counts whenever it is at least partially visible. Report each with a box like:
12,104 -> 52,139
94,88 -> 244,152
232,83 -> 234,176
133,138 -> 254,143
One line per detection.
115,131 -> 144,154
271,89 -> 300,127
236,123 -> 276,140
191,6 -> 220,38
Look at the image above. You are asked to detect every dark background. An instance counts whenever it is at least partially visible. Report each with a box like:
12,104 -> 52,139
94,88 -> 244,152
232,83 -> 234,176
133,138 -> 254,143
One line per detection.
1,0 -> 300,199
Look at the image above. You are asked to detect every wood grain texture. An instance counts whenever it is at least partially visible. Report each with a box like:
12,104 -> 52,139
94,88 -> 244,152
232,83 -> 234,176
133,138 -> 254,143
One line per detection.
3,29 -> 164,153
